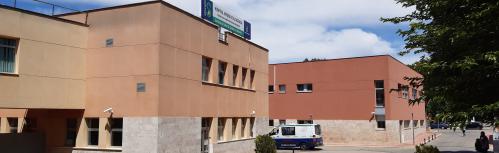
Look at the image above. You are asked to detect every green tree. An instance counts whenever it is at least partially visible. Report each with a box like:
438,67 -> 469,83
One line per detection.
382,0 -> 499,122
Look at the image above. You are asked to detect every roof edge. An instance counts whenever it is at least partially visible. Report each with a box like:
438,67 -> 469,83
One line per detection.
56,0 -> 268,52
0,4 -> 88,27
270,54 -> 422,76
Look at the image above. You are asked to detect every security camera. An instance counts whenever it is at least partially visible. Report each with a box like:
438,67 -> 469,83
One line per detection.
103,107 -> 113,113
250,110 -> 256,116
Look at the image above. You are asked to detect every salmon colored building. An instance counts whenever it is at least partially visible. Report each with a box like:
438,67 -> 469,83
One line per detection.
0,1 -> 269,153
268,55 -> 426,145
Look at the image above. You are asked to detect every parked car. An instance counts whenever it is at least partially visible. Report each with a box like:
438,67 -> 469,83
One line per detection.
430,123 -> 449,129
269,124 -> 323,150
466,122 -> 483,130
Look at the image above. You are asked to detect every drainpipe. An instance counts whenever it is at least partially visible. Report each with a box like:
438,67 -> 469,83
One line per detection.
412,113 -> 415,145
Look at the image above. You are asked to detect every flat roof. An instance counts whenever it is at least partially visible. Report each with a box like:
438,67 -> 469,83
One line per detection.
56,0 -> 268,52
0,4 -> 88,27
270,54 -> 421,75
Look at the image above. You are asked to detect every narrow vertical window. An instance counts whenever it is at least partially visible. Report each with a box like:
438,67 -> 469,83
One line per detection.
268,119 -> 274,126
375,80 -> 384,107
279,85 -> 286,93
250,118 -> 255,137
412,88 -> 418,100
111,118 -> 123,147
202,57 -> 212,82
401,85 -> 409,99
7,118 -> 18,133
218,118 -> 225,141
87,118 -> 99,146
232,65 -> 239,86
241,68 -> 247,88
0,38 -> 17,73
218,61 -> 227,85
65,118 -> 77,147
249,70 -> 255,89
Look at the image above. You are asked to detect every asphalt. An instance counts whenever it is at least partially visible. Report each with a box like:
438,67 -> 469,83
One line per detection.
277,128 -> 494,153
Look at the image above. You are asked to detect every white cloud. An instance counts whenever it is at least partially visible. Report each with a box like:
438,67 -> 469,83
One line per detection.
51,0 -> 417,64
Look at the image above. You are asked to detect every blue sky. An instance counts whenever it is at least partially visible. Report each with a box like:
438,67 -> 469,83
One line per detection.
1,0 -> 423,64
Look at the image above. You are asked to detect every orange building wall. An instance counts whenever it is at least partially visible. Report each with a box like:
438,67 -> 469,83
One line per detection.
59,2 -> 269,118
269,55 -> 425,120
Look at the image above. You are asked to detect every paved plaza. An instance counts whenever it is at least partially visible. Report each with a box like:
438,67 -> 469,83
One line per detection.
278,128 -> 493,153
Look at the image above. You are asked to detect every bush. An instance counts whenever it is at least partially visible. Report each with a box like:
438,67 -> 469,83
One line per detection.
255,135 -> 277,153
415,144 -> 440,153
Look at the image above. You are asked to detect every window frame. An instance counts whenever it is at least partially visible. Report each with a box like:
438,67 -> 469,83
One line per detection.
218,61 -> 227,85
87,118 -> 99,146
278,84 -> 286,93
0,37 -> 18,74
281,127 -> 295,136
110,118 -> 123,147
201,57 -> 212,82
296,83 -> 313,93
249,70 -> 255,89
65,118 -> 78,147
232,65 -> 239,86
375,80 -> 385,107
268,85 -> 274,93
241,68 -> 247,88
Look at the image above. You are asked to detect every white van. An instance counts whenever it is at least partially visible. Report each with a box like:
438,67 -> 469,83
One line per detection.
269,124 -> 323,150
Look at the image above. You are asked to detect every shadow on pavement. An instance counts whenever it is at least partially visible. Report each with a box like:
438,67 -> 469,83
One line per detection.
440,151 -> 491,153
277,148 -> 323,151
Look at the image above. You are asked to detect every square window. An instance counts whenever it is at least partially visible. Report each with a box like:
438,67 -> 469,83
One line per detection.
377,121 -> 386,129
137,83 -> 146,92
268,85 -> 274,93
279,85 -> 286,93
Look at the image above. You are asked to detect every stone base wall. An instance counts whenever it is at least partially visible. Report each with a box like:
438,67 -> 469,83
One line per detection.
122,117 -> 159,153
276,119 -> 427,145
70,116 -> 267,153
157,117 -> 201,153
212,139 -> 255,153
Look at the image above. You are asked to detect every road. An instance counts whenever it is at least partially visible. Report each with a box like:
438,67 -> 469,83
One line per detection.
277,129 -> 493,153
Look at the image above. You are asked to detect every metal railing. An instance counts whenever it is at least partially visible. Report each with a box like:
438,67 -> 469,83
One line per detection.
1,0 -> 82,16
0,0 -> 88,24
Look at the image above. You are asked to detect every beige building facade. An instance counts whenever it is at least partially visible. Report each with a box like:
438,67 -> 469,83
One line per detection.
0,1 -> 269,153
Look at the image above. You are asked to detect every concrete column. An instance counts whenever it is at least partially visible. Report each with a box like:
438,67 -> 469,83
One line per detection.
235,118 -> 242,139
98,117 -> 111,148
210,118 -> 218,143
0,117 -> 7,133
225,118 -> 232,141
17,117 -> 24,133
244,118 -> 251,138
76,118 -> 88,147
